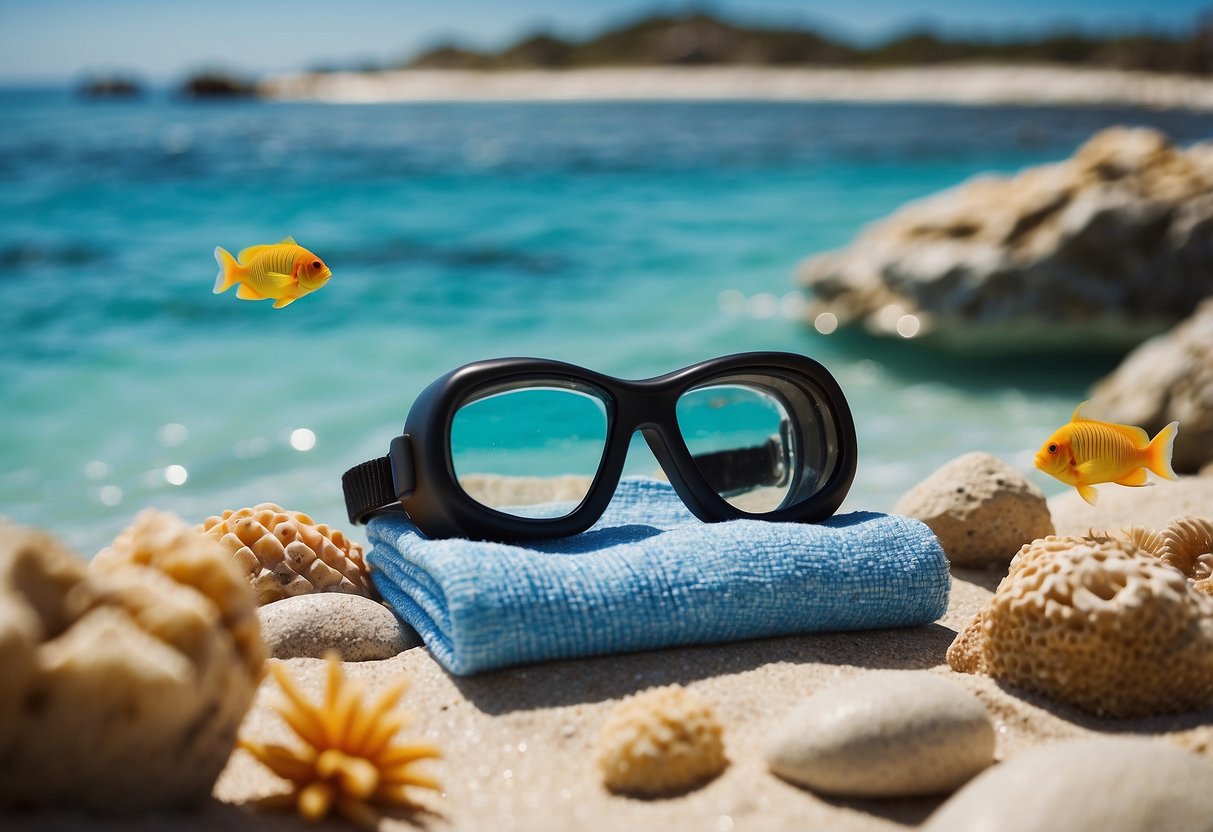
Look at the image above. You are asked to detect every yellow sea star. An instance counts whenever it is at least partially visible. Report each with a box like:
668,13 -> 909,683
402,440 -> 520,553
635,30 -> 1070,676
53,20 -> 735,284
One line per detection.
239,653 -> 441,828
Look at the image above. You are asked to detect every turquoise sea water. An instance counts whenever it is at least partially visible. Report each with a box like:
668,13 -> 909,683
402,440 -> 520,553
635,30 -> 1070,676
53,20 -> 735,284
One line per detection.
3,90 -> 1211,555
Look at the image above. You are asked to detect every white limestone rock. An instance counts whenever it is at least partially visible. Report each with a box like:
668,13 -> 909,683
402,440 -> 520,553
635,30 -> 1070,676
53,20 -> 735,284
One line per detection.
799,127 -> 1213,351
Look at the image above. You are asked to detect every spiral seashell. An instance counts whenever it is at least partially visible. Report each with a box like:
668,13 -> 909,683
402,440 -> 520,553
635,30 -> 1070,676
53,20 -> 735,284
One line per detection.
1107,526 -> 1164,558
1159,517 -> 1213,580
199,503 -> 371,606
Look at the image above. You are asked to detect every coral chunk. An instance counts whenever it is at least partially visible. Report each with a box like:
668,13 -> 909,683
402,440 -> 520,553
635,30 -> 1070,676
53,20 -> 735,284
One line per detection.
199,503 -> 371,606
0,512 -> 264,811
596,684 -> 727,797
947,534 -> 1213,717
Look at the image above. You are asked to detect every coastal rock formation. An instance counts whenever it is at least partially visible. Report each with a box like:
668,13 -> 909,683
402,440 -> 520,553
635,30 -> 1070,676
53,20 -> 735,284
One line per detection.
200,503 -> 372,606
257,593 -> 421,661
764,671 -> 994,797
0,513 -> 264,811
596,684 -> 727,796
1087,298 -> 1213,472
923,738 -> 1213,832
894,452 -> 1053,567
799,127 -> 1213,350
948,534 -> 1213,717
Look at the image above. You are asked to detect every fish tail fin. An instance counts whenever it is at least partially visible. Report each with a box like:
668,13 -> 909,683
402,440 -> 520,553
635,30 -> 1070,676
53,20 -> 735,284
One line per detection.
213,246 -> 241,294
1077,483 -> 1099,506
1145,421 -> 1180,481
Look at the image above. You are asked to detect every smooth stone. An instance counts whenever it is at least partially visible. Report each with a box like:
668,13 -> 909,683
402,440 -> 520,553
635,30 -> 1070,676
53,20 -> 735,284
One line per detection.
895,452 -> 1054,568
923,737 -> 1213,832
257,592 -> 420,661
764,671 -> 995,797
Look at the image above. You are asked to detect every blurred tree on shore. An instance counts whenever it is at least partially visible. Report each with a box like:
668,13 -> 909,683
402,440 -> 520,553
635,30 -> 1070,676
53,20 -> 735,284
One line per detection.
398,11 -> 1213,75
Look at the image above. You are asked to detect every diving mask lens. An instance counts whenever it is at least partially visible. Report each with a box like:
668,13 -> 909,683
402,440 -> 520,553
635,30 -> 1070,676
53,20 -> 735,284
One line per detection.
449,382 -> 609,519
676,374 -> 837,513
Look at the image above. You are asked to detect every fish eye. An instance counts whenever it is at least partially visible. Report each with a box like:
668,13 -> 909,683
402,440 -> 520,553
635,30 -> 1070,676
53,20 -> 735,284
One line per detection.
1048,443 -> 1058,454
311,260 -> 322,270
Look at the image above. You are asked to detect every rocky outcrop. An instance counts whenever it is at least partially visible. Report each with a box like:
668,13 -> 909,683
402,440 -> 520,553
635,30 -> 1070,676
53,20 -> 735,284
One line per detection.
1087,298 -> 1213,473
799,127 -> 1213,350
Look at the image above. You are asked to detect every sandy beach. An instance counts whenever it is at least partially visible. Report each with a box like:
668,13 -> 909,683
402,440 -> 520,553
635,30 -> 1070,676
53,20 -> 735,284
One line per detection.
8,476 -> 1209,832
258,65 -> 1213,112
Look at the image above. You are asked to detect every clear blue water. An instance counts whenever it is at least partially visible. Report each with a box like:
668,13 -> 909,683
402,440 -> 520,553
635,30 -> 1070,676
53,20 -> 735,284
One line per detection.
3,89 -> 1211,555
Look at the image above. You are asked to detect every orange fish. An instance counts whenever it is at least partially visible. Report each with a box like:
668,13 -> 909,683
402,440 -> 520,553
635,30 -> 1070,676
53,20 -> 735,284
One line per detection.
213,237 -> 331,309
1034,403 -> 1178,505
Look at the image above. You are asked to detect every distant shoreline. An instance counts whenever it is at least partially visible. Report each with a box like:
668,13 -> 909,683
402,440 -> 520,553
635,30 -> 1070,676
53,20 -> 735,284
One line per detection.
259,65 -> 1213,111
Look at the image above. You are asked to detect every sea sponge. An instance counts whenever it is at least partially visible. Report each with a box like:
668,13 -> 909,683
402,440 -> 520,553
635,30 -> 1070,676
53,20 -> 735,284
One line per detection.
0,512 -> 265,811
200,503 -> 371,606
948,534 -> 1213,717
239,653 -> 440,829
596,684 -> 727,797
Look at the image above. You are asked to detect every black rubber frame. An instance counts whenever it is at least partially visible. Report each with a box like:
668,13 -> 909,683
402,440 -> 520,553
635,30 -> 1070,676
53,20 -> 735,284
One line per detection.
344,351 -> 857,542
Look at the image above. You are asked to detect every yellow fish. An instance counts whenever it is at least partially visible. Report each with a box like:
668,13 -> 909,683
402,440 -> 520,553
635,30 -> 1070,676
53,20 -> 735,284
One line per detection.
213,237 -> 332,309
1034,402 -> 1178,506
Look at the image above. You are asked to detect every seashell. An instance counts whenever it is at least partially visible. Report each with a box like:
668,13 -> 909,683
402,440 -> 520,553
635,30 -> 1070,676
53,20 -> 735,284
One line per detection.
1102,526 -> 1164,558
239,653 -> 440,827
596,684 -> 727,797
947,534 -> 1213,718
199,503 -> 371,606
1159,517 -> 1213,580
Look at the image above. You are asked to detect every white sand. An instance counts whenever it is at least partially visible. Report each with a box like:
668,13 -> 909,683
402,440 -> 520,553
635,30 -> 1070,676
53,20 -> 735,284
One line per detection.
258,65 -> 1213,112
8,476 -> 1212,831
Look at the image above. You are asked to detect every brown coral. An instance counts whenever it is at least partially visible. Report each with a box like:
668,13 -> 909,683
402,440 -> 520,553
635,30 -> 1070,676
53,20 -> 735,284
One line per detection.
948,534 -> 1213,718
239,653 -> 440,829
0,512 -> 265,811
596,684 -> 727,797
200,503 -> 371,606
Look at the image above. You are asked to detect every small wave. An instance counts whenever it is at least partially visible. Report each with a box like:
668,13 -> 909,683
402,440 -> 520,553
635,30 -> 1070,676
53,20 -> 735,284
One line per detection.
0,242 -> 110,271
328,238 -> 565,275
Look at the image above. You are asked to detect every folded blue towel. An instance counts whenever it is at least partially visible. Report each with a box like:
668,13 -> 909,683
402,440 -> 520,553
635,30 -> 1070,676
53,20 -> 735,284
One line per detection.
367,477 -> 950,675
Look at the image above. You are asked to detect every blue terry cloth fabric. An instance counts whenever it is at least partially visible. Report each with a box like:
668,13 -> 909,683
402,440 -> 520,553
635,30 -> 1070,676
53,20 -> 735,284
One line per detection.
366,477 -> 950,676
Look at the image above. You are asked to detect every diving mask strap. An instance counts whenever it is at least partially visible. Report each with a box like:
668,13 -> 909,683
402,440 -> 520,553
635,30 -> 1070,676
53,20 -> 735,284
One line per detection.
342,456 -> 396,524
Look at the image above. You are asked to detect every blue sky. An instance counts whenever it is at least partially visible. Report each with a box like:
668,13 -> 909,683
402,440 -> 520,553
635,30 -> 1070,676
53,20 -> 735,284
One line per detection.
0,0 -> 1208,83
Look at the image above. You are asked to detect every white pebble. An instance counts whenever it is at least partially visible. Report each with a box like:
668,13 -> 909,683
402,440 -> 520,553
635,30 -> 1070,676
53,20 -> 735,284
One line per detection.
764,671 -> 994,797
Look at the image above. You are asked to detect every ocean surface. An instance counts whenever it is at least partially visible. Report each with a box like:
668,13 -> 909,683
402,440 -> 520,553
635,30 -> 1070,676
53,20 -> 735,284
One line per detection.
3,89 -> 1211,555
